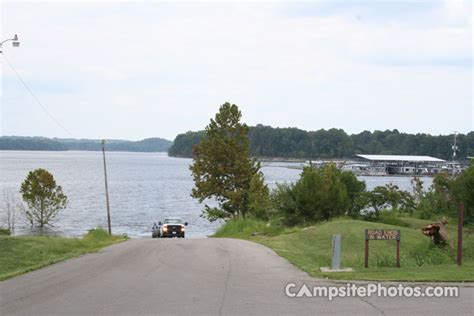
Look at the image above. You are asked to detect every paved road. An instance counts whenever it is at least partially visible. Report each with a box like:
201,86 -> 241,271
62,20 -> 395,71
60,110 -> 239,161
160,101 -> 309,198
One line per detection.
1,238 -> 472,315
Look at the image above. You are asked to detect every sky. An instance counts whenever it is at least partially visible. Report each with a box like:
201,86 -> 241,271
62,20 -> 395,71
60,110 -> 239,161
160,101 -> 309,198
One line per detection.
0,0 -> 472,141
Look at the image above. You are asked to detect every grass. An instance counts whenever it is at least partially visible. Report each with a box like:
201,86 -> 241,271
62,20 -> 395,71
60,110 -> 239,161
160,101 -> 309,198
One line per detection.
213,218 -> 474,282
0,228 -> 127,281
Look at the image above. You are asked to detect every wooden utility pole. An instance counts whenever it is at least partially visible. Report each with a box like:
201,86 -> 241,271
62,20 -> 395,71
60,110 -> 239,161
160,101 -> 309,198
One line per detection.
364,239 -> 369,268
102,139 -> 112,236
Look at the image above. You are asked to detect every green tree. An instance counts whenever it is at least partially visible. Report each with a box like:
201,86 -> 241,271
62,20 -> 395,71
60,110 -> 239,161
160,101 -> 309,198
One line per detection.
20,168 -> 68,227
411,177 -> 424,206
364,186 -> 389,219
247,172 -> 271,220
190,102 -> 267,221
415,173 -> 454,220
340,171 -> 367,217
429,173 -> 455,216
365,184 -> 415,219
451,165 -> 474,224
414,167 -> 473,223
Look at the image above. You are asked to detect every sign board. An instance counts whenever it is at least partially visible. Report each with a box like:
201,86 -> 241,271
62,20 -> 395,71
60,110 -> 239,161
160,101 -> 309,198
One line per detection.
365,229 -> 400,241
364,229 -> 401,268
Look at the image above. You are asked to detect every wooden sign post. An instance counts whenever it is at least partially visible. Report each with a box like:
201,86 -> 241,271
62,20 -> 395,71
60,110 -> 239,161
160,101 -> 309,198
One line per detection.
364,229 -> 401,268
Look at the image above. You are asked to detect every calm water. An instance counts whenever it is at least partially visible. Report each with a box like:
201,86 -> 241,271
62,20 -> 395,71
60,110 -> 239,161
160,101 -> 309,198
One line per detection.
0,151 -> 432,238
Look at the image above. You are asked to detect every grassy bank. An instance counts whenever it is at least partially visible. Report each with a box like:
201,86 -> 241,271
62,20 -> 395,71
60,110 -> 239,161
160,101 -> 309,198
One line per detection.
0,229 -> 127,281
213,218 -> 474,282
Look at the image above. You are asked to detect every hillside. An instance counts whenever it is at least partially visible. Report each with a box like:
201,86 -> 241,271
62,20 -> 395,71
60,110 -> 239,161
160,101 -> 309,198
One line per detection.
0,136 -> 172,152
214,218 -> 474,281
0,136 -> 67,151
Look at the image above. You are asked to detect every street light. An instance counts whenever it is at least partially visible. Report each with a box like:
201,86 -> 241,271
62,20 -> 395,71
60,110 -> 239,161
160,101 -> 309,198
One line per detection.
0,34 -> 20,53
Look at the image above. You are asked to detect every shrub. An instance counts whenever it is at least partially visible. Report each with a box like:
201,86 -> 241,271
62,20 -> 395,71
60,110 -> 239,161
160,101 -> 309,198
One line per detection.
0,228 -> 11,236
213,218 -> 284,237
271,164 -> 364,226
451,165 -> 474,224
414,167 -> 474,224
378,211 -> 410,227
406,241 -> 453,266
364,184 -> 415,218
83,228 -> 111,241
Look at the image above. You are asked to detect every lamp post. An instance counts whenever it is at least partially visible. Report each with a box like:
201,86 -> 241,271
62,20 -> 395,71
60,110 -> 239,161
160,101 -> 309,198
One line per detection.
0,34 -> 20,54
1,34 -> 20,120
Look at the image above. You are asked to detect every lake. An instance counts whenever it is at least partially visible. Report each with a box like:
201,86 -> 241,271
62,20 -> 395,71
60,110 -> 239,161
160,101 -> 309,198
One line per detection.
0,151 -> 432,238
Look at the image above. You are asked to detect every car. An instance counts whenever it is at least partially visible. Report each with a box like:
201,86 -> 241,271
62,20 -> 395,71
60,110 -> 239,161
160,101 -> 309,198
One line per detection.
152,218 -> 188,238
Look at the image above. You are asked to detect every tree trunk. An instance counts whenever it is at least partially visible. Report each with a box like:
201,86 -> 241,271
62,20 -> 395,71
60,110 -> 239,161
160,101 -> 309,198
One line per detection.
40,199 -> 44,227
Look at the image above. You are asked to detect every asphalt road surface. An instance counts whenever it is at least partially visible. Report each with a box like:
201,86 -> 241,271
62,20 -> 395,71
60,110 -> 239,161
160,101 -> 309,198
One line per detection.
1,238 -> 472,315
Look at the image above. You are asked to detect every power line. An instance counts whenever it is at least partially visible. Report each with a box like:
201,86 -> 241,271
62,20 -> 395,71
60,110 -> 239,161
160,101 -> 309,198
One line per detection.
1,52 -> 75,137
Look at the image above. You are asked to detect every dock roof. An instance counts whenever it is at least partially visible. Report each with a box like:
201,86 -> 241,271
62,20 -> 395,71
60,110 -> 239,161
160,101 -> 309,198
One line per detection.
354,154 -> 445,162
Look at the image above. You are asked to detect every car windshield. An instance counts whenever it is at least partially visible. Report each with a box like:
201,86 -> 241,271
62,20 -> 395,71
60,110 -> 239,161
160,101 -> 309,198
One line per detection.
164,219 -> 182,224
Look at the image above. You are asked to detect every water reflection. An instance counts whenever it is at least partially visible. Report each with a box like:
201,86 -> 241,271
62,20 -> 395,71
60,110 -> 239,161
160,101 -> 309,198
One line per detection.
15,226 -> 65,237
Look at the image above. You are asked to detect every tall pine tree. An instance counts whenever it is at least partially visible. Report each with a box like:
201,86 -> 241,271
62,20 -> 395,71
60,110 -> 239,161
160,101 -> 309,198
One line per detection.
190,102 -> 268,221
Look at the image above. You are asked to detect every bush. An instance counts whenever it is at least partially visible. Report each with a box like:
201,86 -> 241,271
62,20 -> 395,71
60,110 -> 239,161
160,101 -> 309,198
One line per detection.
364,184 -> 415,218
0,228 -> 11,236
378,211 -> 410,227
247,172 -> 272,220
272,164 -> 365,226
213,218 -> 284,237
369,240 -> 453,267
341,171 -> 366,217
406,241 -> 453,266
83,228 -> 111,241
413,197 -> 443,220
414,167 -> 474,224
451,165 -> 474,224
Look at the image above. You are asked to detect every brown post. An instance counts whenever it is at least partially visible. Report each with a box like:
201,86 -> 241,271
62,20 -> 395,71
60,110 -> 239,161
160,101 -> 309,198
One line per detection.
364,239 -> 369,268
102,139 -> 112,236
457,202 -> 464,266
396,240 -> 400,268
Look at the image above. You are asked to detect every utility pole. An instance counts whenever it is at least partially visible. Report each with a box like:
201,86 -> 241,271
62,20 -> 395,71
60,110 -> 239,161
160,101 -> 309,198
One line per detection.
102,139 -> 112,236
452,132 -> 458,176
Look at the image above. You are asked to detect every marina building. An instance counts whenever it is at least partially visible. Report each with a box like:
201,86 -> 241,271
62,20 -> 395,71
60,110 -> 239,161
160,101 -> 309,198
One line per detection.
344,154 -> 446,176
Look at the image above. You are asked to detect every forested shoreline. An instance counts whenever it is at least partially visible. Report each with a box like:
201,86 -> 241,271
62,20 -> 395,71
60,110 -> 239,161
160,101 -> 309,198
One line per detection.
3,127 -> 473,159
168,125 -> 474,160
0,136 -> 172,152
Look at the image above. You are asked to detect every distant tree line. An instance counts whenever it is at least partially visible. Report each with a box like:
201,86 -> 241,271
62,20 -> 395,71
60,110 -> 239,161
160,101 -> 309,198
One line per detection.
169,125 -> 474,160
0,136 -> 172,152
168,131 -> 206,157
0,137 -> 67,151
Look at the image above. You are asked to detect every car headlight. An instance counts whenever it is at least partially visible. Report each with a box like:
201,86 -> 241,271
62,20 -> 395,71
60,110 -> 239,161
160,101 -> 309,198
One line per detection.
181,225 -> 186,231
162,226 -> 168,232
